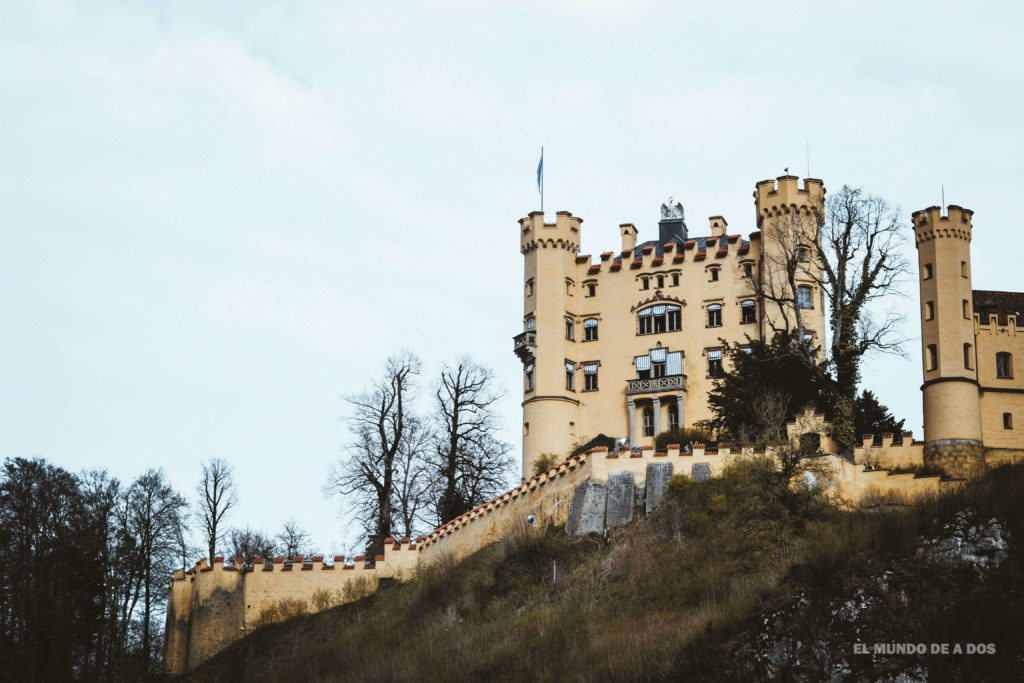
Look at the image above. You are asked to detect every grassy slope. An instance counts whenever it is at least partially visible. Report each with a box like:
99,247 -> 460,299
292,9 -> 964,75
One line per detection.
182,460 -> 1024,682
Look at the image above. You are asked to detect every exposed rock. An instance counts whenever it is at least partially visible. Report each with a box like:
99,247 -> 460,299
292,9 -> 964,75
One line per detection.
917,509 -> 1008,573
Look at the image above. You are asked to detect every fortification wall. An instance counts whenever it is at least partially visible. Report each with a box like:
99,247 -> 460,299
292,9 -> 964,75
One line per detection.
167,441 -> 957,673
853,432 -> 925,471
165,541 -> 418,674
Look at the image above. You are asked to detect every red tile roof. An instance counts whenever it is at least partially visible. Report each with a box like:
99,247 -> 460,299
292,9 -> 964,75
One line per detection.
973,290 -> 1024,325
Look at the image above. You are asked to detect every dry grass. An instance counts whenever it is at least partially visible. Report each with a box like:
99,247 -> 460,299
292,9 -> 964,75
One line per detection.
186,462 -> 1024,683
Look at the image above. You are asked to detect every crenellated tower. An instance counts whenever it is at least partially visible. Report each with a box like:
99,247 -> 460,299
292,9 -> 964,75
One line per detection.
752,176 -> 827,348
516,210 -> 583,478
912,205 -> 985,477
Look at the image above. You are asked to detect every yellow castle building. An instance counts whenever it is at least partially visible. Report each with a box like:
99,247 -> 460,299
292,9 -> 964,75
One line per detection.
515,175 -> 828,477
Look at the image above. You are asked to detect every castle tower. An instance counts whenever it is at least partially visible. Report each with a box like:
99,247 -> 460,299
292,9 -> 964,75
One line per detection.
516,210 -> 583,478
752,176 -> 827,345
912,205 -> 985,478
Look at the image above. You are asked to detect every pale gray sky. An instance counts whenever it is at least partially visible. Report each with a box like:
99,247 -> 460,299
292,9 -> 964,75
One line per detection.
3,1 -> 1022,554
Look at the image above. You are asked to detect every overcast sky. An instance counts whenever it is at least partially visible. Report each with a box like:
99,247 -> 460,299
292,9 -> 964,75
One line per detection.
3,1 -> 1022,555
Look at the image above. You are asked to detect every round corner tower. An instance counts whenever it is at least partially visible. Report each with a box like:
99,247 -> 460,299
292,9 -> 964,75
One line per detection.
912,204 -> 985,478
516,210 -> 583,479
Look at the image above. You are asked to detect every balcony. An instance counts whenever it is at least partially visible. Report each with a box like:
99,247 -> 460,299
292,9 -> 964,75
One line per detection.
626,374 -> 687,395
513,331 -> 536,362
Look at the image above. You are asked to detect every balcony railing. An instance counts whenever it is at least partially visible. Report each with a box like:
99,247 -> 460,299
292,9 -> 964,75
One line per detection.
513,331 -> 536,362
626,374 -> 686,395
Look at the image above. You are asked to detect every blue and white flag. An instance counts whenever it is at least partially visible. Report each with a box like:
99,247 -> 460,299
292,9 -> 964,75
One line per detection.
536,149 -> 543,194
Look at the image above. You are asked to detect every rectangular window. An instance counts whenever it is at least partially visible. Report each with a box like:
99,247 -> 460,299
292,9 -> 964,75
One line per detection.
961,261 -> 968,278
708,268 -> 719,282
672,273 -> 679,286
641,277 -> 650,290
565,362 -> 575,391
586,283 -> 596,297
583,363 -> 598,391
996,353 -> 1013,378
741,301 -> 756,324
1005,413 -> 1014,430
743,262 -> 753,278
707,349 -> 723,377
565,317 -> 574,340
525,363 -> 534,392
963,299 -> 970,319
657,275 -> 664,288
584,318 -> 598,341
964,343 -> 973,370
638,305 -> 680,335
797,286 -> 812,309
707,304 -> 722,328
927,344 -> 938,372
635,354 -> 651,379
666,351 -> 682,375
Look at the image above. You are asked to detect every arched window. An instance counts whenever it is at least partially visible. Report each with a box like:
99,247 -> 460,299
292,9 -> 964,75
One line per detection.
584,318 -> 598,341
638,305 -> 681,335
642,407 -> 654,437
740,300 -> 756,324
996,352 -> 1014,379
667,403 -> 679,432
797,285 -> 813,309
707,304 -> 722,328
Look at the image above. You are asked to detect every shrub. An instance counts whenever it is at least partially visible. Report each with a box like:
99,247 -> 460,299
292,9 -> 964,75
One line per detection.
654,426 -> 713,449
569,433 -> 618,457
530,452 -> 562,477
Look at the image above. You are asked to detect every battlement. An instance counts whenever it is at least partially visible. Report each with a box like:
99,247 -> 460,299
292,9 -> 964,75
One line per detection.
753,175 -> 825,227
519,210 -> 582,253
912,205 -> 973,243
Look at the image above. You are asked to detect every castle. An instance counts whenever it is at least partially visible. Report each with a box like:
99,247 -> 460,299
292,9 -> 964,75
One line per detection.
515,175 -> 827,475
164,175 -> 1023,674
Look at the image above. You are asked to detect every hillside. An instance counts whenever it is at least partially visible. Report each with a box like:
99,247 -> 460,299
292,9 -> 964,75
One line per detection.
180,459 -> 1024,682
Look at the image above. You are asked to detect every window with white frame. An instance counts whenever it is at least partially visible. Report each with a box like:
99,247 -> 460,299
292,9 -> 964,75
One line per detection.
565,361 -> 575,391
583,362 -> 598,391
584,318 -> 598,341
635,349 -> 683,379
740,300 -> 756,324
707,303 -> 722,328
707,348 -> 723,377
638,304 -> 681,335
797,285 -> 813,309
525,363 -> 534,392
642,407 -> 654,437
526,316 -> 535,331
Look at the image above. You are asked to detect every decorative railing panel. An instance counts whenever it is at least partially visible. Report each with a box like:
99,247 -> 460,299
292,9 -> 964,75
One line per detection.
626,374 -> 686,395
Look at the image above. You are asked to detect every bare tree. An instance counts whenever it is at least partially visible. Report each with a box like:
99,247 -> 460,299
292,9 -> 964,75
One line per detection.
276,518 -> 312,558
747,184 -> 909,454
120,469 -> 187,666
392,418 -> 432,539
326,352 -> 423,555
229,527 -> 277,564
430,359 -> 514,525
197,458 -> 237,561
813,186 -> 910,451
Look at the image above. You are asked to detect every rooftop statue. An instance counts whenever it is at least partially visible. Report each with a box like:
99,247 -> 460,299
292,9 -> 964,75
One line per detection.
661,196 -> 684,220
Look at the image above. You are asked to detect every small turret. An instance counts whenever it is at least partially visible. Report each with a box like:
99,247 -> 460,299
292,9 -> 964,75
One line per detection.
620,223 -> 637,252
